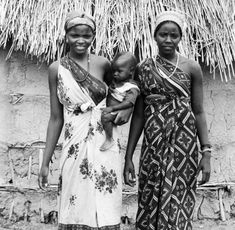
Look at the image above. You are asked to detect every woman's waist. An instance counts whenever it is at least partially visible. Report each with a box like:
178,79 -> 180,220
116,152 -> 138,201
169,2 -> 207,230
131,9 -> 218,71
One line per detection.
63,106 -> 103,127
63,99 -> 106,113
144,94 -> 192,115
145,93 -> 190,104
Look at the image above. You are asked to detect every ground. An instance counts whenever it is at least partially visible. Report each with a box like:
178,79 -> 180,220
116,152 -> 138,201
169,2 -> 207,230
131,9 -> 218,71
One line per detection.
193,219 -> 235,230
1,220 -> 235,230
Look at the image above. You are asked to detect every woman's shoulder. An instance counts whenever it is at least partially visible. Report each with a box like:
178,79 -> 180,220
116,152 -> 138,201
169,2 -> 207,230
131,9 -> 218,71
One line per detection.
137,58 -> 153,69
48,60 -> 60,80
90,54 -> 111,68
136,58 -> 155,75
49,60 -> 60,71
179,55 -> 202,77
180,55 -> 201,69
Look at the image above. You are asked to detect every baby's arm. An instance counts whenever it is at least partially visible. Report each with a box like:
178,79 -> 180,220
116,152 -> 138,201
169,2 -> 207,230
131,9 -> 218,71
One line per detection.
104,100 -> 133,113
104,87 -> 139,113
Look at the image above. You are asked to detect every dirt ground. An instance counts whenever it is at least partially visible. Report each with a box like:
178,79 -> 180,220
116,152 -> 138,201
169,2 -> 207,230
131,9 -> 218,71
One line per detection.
193,219 -> 235,230
1,219 -> 235,230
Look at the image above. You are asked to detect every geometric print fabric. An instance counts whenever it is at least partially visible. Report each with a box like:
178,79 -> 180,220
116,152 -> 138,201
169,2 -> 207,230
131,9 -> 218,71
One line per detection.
136,57 -> 198,230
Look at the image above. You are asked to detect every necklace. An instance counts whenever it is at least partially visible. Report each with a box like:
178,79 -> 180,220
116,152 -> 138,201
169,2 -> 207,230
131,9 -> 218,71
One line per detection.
87,52 -> 90,73
67,52 -> 91,82
68,52 -> 90,73
156,52 -> 179,79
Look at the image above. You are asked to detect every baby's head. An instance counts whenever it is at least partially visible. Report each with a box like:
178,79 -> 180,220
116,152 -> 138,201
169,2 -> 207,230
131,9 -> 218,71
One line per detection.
111,52 -> 137,82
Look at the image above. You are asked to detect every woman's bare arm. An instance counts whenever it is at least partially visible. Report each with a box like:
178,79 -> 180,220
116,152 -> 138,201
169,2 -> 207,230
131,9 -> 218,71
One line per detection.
38,61 -> 64,189
191,60 -> 211,185
42,62 -> 64,167
123,94 -> 145,186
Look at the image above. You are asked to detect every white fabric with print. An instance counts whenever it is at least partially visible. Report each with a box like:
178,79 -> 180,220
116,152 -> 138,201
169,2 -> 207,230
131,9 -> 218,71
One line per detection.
57,64 -> 122,228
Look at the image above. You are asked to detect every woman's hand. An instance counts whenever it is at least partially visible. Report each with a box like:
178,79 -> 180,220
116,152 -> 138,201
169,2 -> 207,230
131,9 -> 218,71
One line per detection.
38,165 -> 49,190
102,107 -> 113,114
197,152 -> 211,185
114,107 -> 133,125
124,158 -> 136,187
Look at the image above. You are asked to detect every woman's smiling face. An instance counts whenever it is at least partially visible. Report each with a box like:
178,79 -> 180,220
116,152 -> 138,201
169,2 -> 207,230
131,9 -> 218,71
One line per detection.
154,21 -> 182,56
66,25 -> 94,54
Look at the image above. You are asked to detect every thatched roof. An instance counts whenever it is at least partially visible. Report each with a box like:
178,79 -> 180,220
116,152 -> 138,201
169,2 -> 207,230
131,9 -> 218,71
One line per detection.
0,0 -> 235,81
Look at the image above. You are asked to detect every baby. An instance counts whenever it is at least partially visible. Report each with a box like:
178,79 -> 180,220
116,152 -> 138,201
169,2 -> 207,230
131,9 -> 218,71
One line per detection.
100,52 -> 139,151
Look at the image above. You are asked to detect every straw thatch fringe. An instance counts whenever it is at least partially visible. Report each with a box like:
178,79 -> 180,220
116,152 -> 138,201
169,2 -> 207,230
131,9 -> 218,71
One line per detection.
0,0 -> 235,81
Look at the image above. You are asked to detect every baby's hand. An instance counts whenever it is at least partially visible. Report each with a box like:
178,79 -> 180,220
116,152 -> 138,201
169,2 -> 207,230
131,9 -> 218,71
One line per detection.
102,107 -> 113,114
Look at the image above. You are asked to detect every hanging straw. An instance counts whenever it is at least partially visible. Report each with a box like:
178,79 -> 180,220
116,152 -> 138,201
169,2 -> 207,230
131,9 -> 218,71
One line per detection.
0,0 -> 235,81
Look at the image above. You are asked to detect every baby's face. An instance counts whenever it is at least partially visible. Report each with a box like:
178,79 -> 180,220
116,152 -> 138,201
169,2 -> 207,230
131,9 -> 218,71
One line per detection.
111,58 -> 132,82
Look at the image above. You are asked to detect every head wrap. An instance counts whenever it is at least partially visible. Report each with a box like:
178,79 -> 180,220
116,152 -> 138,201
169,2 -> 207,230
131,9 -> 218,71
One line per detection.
154,10 -> 186,35
64,11 -> 96,32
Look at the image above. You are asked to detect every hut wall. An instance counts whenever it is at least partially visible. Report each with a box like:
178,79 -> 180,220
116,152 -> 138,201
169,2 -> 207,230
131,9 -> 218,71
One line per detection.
1,48 -> 235,225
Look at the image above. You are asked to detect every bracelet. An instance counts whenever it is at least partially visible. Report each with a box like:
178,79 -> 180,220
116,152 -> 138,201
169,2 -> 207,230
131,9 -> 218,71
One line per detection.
201,144 -> 212,149
201,148 -> 212,153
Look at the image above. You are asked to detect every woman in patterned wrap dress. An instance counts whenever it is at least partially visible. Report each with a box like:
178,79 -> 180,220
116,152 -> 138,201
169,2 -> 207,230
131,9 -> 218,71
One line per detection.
124,11 -> 212,230
38,11 -> 131,230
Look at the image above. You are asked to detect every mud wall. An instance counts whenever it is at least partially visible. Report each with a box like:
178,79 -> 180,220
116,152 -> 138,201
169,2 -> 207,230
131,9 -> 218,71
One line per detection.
0,49 -> 235,227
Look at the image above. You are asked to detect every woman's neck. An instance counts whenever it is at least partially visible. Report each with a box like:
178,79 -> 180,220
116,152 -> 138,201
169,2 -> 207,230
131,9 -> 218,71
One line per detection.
69,51 -> 89,61
68,51 -> 90,72
158,51 -> 177,63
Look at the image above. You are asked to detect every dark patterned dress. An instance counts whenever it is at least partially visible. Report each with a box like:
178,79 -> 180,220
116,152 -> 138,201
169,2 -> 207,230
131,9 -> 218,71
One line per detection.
57,56 -> 122,230
136,55 -> 198,230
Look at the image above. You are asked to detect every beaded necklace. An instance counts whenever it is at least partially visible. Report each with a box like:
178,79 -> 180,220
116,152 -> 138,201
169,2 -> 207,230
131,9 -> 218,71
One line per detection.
156,52 -> 179,79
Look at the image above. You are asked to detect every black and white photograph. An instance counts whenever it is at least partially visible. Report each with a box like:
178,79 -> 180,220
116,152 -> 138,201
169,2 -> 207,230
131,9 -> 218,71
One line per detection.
0,1 -> 235,229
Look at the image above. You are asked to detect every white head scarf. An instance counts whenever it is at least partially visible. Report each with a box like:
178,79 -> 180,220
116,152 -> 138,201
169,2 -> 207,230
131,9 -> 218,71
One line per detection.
64,11 -> 96,32
154,10 -> 186,35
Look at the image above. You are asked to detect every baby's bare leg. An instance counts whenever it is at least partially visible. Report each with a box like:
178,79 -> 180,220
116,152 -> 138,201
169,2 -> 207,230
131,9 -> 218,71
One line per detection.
100,112 -> 116,151
103,121 -> 113,140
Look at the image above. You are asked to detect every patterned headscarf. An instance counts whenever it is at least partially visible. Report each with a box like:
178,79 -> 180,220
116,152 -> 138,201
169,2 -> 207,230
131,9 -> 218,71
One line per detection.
64,11 -> 96,33
154,10 -> 186,36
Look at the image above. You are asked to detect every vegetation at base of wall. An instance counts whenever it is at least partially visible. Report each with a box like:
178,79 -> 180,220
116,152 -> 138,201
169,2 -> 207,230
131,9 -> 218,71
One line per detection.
0,0 -> 234,81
